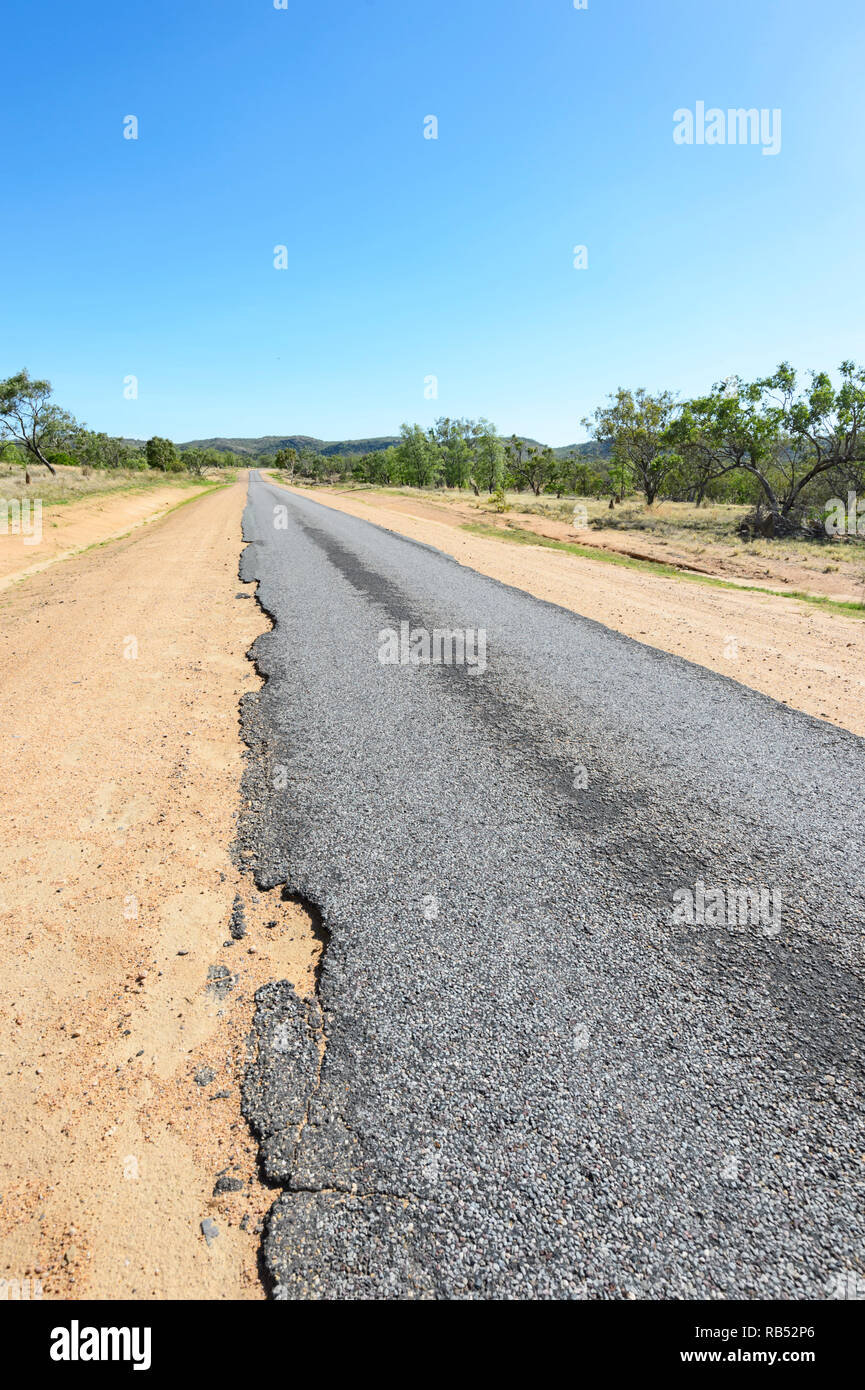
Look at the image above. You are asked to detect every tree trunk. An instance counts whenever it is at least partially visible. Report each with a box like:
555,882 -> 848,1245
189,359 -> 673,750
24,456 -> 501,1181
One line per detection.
32,443 -> 57,475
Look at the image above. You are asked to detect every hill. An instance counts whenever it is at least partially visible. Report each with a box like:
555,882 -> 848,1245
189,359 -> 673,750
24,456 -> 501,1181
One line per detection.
178,435 -> 401,458
122,434 -> 611,460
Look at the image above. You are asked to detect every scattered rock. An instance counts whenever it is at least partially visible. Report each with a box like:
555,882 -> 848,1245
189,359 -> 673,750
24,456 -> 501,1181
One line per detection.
206,965 -> 236,999
194,1067 -> 216,1087
200,1218 -> 219,1247
213,1175 -> 244,1195
229,894 -> 247,941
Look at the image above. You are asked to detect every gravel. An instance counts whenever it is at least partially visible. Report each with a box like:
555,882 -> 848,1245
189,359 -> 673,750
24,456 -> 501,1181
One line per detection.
238,471 -> 865,1300
229,893 -> 248,940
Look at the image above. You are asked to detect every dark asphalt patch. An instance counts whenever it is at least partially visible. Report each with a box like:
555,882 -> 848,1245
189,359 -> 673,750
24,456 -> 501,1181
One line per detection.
237,472 -> 865,1300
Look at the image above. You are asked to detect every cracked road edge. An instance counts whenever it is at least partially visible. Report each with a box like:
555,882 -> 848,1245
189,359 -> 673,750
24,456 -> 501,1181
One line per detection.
234,481 -> 445,1300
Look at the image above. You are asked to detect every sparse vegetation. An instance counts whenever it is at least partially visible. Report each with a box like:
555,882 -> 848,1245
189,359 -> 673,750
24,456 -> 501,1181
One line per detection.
265,362 -> 865,551
7,361 -> 865,558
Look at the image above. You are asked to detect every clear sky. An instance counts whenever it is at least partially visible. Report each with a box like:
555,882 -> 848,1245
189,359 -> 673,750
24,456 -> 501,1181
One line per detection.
2,0 -> 863,446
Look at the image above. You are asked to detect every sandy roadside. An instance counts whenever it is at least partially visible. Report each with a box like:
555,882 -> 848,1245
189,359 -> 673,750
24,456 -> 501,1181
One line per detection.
281,482 -> 865,738
339,489 -> 865,604
0,476 -> 319,1300
0,483 -> 216,590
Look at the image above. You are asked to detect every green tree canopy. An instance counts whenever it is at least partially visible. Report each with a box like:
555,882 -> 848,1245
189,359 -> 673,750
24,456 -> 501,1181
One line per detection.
0,369 -> 78,477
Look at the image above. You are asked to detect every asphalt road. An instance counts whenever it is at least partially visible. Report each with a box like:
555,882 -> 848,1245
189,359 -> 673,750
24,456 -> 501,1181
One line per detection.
238,470 -> 864,1300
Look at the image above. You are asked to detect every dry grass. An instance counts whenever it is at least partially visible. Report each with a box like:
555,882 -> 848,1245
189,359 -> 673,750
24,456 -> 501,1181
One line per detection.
353,486 -> 865,574
0,463 -> 228,508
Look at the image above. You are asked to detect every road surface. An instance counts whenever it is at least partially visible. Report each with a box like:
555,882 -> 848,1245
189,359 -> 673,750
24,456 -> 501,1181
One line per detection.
239,470 -> 864,1300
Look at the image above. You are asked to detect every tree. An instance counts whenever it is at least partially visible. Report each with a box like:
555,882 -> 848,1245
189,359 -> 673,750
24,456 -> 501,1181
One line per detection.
433,417 -> 474,489
0,370 -> 77,482
180,447 -> 208,476
73,429 -> 136,471
769,361 -> 865,520
392,424 -> 443,488
504,436 -> 556,496
584,388 -> 682,506
274,446 -> 299,477
146,436 -> 179,472
677,363 -> 865,528
503,436 -> 528,491
557,451 -> 602,498
472,420 -> 502,493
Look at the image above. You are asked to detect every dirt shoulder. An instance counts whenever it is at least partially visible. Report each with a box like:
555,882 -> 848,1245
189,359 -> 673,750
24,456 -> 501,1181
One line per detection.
319,486 -> 865,605
0,480 -> 219,590
0,476 -> 318,1299
282,482 -> 865,738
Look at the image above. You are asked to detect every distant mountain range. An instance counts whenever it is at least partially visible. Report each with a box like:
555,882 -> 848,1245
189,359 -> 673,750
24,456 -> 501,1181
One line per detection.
185,435 -> 400,458
125,434 -> 611,460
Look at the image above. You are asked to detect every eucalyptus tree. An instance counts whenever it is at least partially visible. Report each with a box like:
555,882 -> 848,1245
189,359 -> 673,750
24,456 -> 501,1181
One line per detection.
393,423 -> 443,488
273,446 -> 299,477
678,363 -> 865,526
0,369 -> 77,481
584,387 -> 682,506
433,417 -> 474,489
472,420 -> 503,492
145,436 -> 179,472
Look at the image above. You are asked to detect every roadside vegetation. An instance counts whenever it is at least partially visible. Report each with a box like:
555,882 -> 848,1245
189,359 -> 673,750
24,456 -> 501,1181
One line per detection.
269,361 -> 865,549
0,369 -> 239,490
6,360 -> 865,560
0,461 -> 227,509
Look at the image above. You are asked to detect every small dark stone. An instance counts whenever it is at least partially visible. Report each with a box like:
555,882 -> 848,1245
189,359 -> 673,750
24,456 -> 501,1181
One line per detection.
229,894 -> 247,940
194,1067 -> 216,1087
213,1175 -> 245,1195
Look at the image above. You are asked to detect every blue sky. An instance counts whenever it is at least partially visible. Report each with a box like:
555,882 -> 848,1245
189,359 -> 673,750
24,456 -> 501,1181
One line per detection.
2,0 -> 863,446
